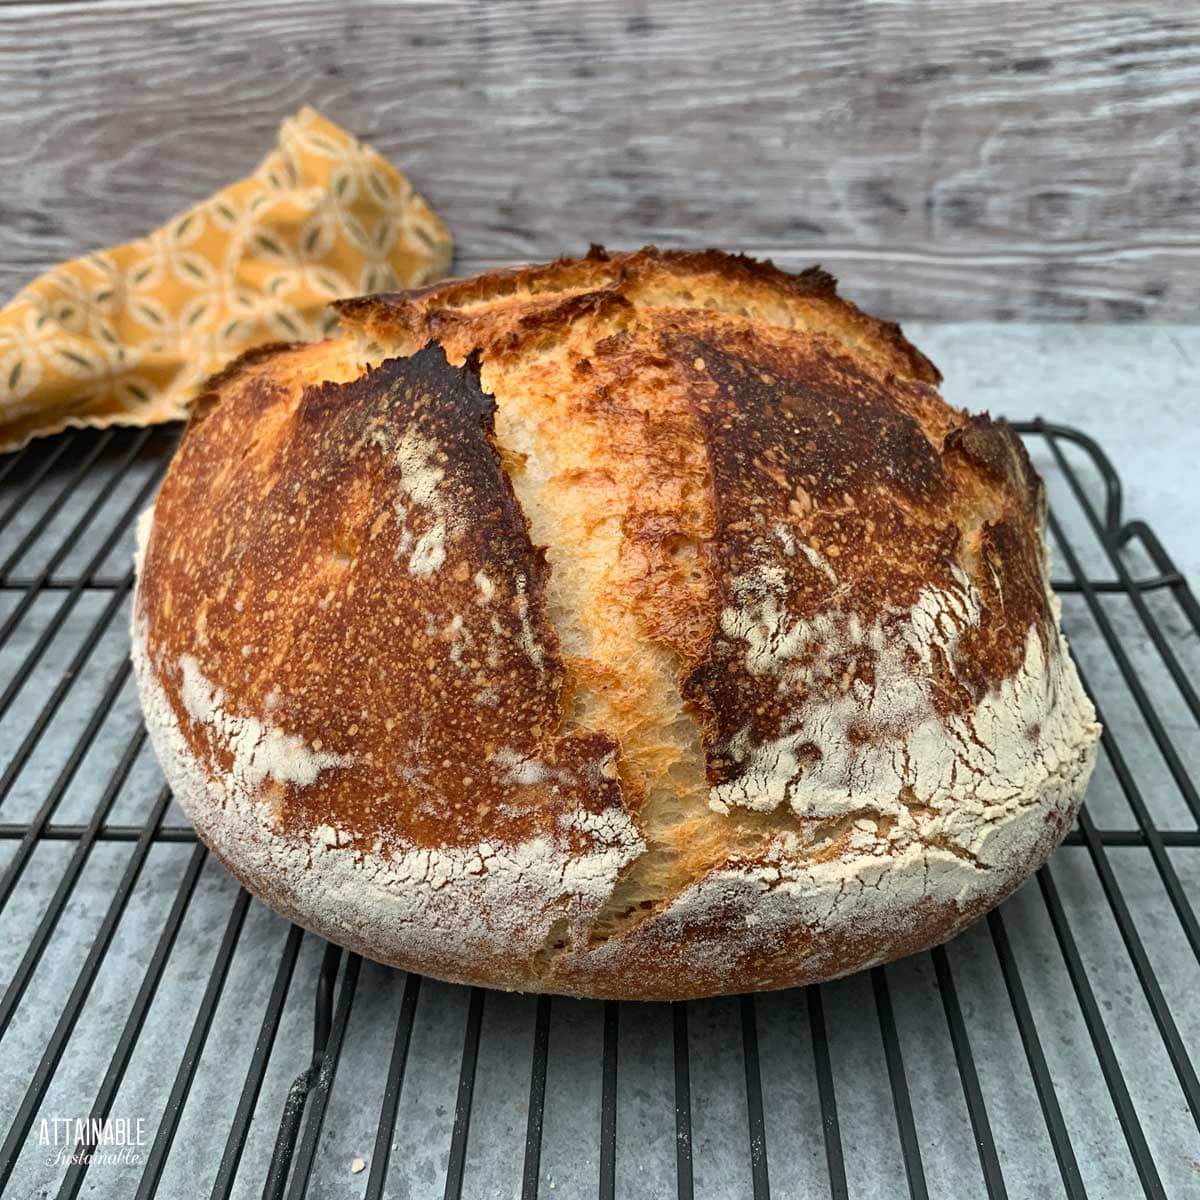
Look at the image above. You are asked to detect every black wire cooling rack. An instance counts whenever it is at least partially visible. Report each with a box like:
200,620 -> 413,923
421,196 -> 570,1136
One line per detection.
0,419 -> 1197,1199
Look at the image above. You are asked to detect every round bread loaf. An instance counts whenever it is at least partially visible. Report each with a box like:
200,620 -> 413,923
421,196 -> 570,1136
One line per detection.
132,247 -> 1100,999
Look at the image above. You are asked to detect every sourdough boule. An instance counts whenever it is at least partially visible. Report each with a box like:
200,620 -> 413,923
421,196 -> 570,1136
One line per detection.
132,247 -> 1100,999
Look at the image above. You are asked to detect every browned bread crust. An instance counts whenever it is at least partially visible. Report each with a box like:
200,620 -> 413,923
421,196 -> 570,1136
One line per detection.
132,248 -> 1098,999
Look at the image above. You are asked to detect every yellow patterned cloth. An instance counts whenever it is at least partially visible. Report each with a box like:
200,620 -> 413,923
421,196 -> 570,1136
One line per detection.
0,106 -> 452,452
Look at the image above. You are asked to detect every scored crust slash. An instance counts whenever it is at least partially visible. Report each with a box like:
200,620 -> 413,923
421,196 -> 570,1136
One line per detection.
131,246 -> 1100,1000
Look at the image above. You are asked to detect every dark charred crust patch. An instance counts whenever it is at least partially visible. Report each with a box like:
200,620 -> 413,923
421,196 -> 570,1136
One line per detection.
142,342 -> 627,855
695,336 -> 949,505
671,325 -> 1049,793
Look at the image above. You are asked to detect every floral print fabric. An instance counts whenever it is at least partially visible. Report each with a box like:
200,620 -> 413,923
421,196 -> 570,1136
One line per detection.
0,106 -> 452,452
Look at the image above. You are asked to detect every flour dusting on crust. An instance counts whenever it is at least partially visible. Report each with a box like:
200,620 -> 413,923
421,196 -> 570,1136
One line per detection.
179,655 -> 354,789
377,418 -> 464,578
576,735 -> 1093,993
709,559 -> 1091,833
131,565 -> 644,981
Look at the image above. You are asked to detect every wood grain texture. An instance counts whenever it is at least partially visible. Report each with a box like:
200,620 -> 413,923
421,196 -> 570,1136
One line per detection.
2,0 -> 1199,320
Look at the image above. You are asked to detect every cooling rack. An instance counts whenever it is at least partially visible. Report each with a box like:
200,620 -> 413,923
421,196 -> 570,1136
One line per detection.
0,419 -> 1197,1199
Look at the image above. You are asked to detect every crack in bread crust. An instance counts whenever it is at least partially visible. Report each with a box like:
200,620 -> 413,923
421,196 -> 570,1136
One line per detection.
134,342 -> 644,987
134,248 -> 1101,999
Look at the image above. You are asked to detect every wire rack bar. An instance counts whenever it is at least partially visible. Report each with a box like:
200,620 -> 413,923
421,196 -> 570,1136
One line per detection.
1044,427 -> 1200,727
739,995 -> 770,1199
0,439 -> 36,490
0,454 -> 162,743
0,576 -> 135,808
0,428 -> 115,579
1,577 -> 132,590
599,999 -> 619,1200
262,945 -> 341,1200
986,910 -> 1085,1200
0,659 -> 136,905
1039,492 -> 1200,1072
871,967 -> 928,1200
135,890 -> 253,1199
1042,507 -> 1200,829
1049,507 -> 1200,825
211,923 -> 305,1200
1037,867 -> 1166,1199
364,970 -> 424,1200
0,725 -> 147,1036
520,994 -> 552,1200
1038,506 -> 1200,1137
283,951 -> 362,1200
673,1002 -> 694,1200
807,985 -> 846,1200
0,821 -> 192,841
1076,803 -> 1200,1129
1066,655 -> 1200,959
0,426 -> 153,658
444,987 -> 486,1200
6,822 -> 1200,849
0,432 -> 72,537
1123,517 -> 1200,634
931,946 -> 1007,1199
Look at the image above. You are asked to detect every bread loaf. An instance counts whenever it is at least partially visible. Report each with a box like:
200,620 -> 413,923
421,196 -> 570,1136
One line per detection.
132,247 -> 1100,999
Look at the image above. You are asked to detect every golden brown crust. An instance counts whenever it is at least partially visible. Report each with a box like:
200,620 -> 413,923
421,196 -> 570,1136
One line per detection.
133,248 -> 1099,999
139,338 -> 632,843
334,244 -> 942,385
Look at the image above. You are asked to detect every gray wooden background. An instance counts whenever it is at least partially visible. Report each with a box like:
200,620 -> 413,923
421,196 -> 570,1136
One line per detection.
2,0 -> 1199,322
